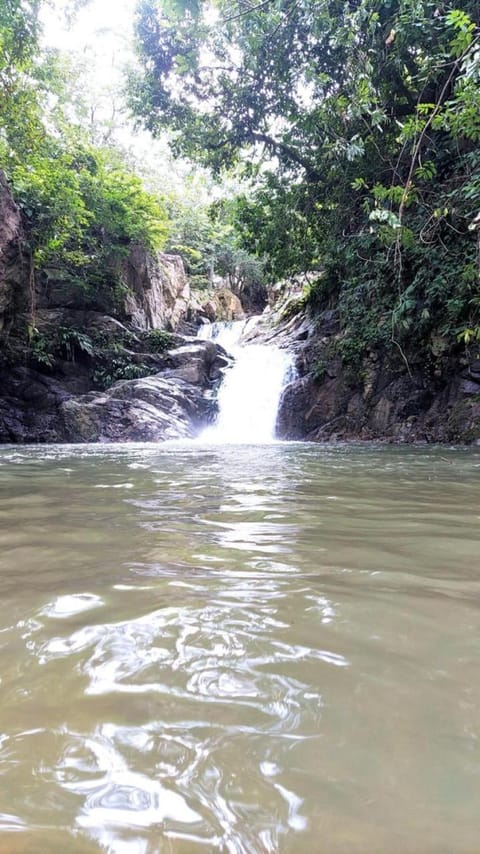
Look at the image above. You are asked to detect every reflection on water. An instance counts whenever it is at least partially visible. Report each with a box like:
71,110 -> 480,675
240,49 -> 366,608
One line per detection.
0,442 -> 479,852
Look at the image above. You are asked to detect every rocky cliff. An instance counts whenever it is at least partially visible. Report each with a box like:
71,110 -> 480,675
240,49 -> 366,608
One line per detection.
0,172 -> 230,443
0,330 -> 228,443
121,247 -> 191,331
263,304 -> 480,444
36,247 -> 191,333
0,171 -> 26,335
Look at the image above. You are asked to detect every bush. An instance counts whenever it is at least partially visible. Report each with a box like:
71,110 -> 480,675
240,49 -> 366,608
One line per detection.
144,329 -> 175,352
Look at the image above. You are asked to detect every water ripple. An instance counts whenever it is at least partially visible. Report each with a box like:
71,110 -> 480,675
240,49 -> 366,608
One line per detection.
0,442 -> 479,851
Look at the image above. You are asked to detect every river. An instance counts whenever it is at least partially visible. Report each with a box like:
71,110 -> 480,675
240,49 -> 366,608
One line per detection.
0,440 -> 479,853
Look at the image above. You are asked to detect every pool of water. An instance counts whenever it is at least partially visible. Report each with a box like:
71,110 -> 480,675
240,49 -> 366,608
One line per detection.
0,441 -> 479,852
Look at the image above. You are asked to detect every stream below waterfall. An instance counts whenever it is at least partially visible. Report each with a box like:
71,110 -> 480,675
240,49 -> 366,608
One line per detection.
0,326 -> 479,853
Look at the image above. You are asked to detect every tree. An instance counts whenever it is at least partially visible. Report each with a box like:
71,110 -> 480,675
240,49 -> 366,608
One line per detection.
129,0 -> 480,360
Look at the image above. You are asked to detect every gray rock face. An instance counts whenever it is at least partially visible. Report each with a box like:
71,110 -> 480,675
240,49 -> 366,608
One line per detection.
122,248 -> 190,331
0,338 -> 225,444
60,374 -> 209,442
0,171 -> 25,333
273,304 -> 480,444
35,248 -> 191,332
163,340 -> 229,385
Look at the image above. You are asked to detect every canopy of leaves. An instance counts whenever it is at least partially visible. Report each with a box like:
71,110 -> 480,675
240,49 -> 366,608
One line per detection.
0,0 -> 170,314
129,0 -> 480,363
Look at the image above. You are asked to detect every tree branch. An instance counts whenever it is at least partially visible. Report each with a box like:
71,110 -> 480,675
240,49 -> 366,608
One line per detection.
221,0 -> 274,24
250,131 -> 320,180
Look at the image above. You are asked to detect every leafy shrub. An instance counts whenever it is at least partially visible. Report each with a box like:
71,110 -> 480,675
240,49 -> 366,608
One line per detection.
28,328 -> 55,368
312,359 -> 328,383
93,357 -> 151,389
56,327 -> 95,361
144,329 -> 175,353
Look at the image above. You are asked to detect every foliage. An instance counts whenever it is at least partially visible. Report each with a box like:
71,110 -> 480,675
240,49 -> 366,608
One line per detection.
28,328 -> 55,368
0,5 -> 171,317
164,195 -> 220,286
144,329 -> 175,352
312,359 -> 328,383
28,324 -> 95,368
6,136 -> 170,311
27,320 -> 155,386
130,0 -> 480,367
56,326 -> 95,361
93,357 -> 151,389
164,189 -> 265,302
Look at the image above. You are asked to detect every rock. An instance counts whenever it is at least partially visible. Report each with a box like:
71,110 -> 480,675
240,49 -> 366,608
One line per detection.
202,300 -> 217,322
276,377 -> 311,439
163,340 -> 229,385
60,374 -> 211,443
0,337 -> 225,443
0,367 -> 71,443
36,248 -> 190,332
34,309 -> 140,341
122,248 -> 190,331
277,349 -> 480,444
0,171 -> 26,334
469,359 -> 480,380
202,288 -> 245,323
460,378 -> 480,396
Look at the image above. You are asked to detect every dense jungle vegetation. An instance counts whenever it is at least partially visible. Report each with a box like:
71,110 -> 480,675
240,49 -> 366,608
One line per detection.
1,0 -> 479,378
129,0 -> 480,370
0,0 -> 260,328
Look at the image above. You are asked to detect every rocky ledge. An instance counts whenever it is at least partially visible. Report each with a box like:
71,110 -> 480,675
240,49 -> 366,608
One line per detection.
245,302 -> 480,444
0,339 -> 229,443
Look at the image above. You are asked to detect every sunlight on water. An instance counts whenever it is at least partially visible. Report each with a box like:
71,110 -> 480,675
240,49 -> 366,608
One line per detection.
0,442 -> 479,852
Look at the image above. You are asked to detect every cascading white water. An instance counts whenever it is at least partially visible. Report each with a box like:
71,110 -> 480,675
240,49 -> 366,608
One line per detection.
198,319 -> 292,444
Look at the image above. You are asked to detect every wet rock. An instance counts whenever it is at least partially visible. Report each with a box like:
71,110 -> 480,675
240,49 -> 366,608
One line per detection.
60,374 -> 211,442
276,377 -> 311,439
262,272 -> 480,444
461,378 -> 480,396
468,359 -> 480,380
0,368 -> 70,443
0,337 -> 225,443
163,340 -> 229,385
277,352 -> 480,444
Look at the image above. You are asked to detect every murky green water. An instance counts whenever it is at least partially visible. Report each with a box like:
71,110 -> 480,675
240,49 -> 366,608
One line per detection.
0,442 -> 479,853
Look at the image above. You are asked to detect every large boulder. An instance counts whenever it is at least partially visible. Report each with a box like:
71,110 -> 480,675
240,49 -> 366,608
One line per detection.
57,338 -> 228,443
59,374 -> 210,442
163,340 -> 229,385
0,338 -> 226,443
202,288 -> 245,323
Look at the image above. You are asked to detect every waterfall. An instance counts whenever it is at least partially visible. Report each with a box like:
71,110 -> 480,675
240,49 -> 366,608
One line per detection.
197,319 -> 292,444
